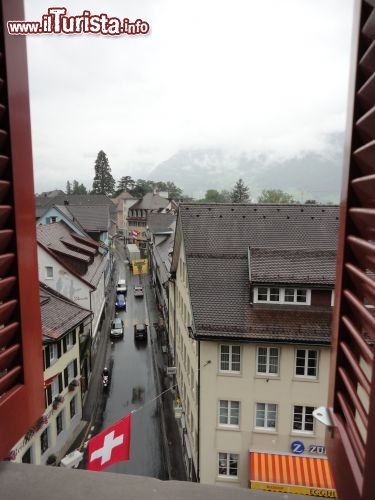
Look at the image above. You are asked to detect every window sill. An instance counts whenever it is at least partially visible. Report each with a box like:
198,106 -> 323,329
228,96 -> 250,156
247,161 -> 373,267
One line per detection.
218,371 -> 242,377
216,476 -> 239,483
290,431 -> 315,437
292,376 -> 319,383
255,374 -> 280,380
216,425 -> 240,432
253,428 -> 278,435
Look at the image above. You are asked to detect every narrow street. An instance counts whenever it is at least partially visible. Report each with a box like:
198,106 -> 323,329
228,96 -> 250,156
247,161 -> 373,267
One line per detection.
81,242 -> 168,479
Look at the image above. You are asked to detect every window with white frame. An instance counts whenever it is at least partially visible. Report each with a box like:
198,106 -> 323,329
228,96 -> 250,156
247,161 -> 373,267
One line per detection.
49,343 -> 58,365
51,377 -> 59,399
56,410 -> 64,435
295,349 -> 319,378
67,361 -> 75,383
218,452 -> 239,478
70,396 -> 76,419
255,287 -> 310,304
45,266 -> 53,279
256,347 -> 279,375
40,428 -> 49,455
293,405 -> 315,433
255,403 -> 277,430
66,331 -> 74,350
219,345 -> 241,373
219,400 -> 240,427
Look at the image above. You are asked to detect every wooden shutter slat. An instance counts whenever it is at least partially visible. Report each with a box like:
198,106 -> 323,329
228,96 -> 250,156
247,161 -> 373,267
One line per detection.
360,39 -> 375,75
0,276 -> 16,302
349,207 -> 375,238
347,235 -> 375,272
0,229 -> 13,253
339,342 -> 371,396
342,315 -> 373,364
338,363 -> 369,429
353,140 -> 375,175
351,174 -> 375,205
358,71 -> 375,111
345,263 -> 375,303
0,322 -> 18,349
356,106 -> 375,140
363,8 -> 375,38
0,365 -> 21,395
0,155 -> 8,178
0,299 -> 17,325
343,289 -> 375,340
337,392 -> 366,469
0,253 -> 15,276
0,343 -> 20,372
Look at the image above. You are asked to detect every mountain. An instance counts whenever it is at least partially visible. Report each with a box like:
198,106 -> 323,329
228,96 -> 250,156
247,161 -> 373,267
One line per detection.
148,134 -> 344,202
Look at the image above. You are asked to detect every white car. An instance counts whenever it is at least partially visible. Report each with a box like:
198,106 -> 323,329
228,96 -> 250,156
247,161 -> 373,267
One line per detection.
110,317 -> 124,339
134,285 -> 144,298
116,279 -> 127,295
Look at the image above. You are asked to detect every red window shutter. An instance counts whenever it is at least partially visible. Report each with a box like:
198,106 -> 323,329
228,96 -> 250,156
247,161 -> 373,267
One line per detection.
327,1 -> 375,499
0,1 -> 44,458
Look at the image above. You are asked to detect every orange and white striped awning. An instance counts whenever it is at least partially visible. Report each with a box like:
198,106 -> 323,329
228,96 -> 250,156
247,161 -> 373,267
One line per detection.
249,451 -> 337,498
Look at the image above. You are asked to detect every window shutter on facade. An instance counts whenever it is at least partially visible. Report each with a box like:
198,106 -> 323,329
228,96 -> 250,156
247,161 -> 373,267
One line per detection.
73,359 -> 78,377
57,341 -> 62,358
327,1 -> 375,499
0,0 -> 45,459
64,368 -> 68,388
58,373 -> 63,393
62,337 -> 67,354
46,386 -> 52,407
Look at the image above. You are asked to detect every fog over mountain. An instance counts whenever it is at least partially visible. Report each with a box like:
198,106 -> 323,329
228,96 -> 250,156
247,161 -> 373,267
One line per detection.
148,133 -> 344,202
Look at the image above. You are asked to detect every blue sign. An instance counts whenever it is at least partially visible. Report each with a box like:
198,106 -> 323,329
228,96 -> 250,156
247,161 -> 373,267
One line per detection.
291,440 -> 305,455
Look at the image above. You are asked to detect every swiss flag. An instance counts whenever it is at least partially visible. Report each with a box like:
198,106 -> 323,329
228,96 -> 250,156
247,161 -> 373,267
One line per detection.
87,414 -> 132,471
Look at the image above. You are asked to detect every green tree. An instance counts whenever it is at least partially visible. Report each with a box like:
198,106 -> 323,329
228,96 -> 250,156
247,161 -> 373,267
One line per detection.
305,199 -> 317,204
258,189 -> 295,203
92,150 -> 115,196
116,175 -> 135,194
66,180 -> 71,195
130,179 -> 155,198
200,189 -> 232,202
72,180 -> 88,194
231,178 -> 250,203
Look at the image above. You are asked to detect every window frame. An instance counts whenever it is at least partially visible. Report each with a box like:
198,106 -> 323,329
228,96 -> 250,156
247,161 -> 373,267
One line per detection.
49,343 -> 58,365
40,428 -> 49,455
256,346 -> 280,376
292,405 -> 315,434
294,348 -> 319,379
255,402 -> 278,431
70,395 -> 76,419
219,345 -> 241,374
254,287 -> 311,305
45,266 -> 54,279
218,452 -> 239,478
56,410 -> 64,435
218,400 -> 240,428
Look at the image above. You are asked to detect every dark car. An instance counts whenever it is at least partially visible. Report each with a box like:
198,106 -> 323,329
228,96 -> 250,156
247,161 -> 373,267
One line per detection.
110,317 -> 124,338
115,293 -> 126,310
134,323 -> 148,341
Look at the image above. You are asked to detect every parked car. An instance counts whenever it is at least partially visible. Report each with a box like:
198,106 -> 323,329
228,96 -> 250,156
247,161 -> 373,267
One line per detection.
115,293 -> 126,310
110,317 -> 124,339
134,323 -> 148,341
134,285 -> 144,298
116,279 -> 127,295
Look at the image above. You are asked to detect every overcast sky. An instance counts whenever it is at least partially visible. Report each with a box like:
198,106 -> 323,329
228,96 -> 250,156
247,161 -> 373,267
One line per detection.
23,0 -> 355,194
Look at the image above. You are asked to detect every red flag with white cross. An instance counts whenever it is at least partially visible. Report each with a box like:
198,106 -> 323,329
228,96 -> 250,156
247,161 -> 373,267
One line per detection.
87,413 -> 132,471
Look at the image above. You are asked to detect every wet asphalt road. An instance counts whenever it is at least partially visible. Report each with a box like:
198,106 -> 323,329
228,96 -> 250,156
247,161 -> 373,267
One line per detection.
98,251 -> 167,479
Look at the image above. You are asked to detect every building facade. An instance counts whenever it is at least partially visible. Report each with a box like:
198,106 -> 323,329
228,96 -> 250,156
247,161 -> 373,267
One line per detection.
169,203 -> 338,493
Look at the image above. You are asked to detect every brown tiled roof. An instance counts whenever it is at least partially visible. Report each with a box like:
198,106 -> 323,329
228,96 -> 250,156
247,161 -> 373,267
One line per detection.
37,221 -> 105,288
36,194 -> 116,220
249,248 -> 336,285
130,192 -> 169,211
64,205 -> 110,232
177,203 -> 339,344
40,283 -> 91,340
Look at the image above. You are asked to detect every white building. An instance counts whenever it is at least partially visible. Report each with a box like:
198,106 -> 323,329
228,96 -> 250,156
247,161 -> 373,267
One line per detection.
168,203 -> 338,495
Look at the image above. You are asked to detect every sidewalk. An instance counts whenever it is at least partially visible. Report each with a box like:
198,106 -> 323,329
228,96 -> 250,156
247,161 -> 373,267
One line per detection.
146,279 -> 187,481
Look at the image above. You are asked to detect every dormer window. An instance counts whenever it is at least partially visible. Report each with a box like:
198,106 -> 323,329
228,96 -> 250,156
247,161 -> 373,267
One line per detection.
254,287 -> 310,305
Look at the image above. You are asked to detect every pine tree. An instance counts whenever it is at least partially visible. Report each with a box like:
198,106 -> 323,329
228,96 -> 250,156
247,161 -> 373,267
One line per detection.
116,176 -> 135,194
92,150 -> 115,196
66,180 -> 71,195
231,178 -> 250,203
